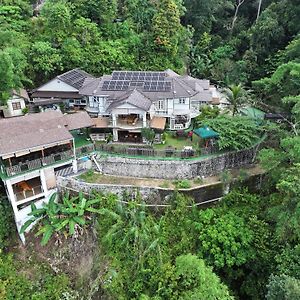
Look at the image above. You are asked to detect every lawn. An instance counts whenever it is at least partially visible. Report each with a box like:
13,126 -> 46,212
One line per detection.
153,131 -> 201,150
71,130 -> 93,148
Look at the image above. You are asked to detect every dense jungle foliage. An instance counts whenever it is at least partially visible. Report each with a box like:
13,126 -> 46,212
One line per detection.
1,0 -> 300,299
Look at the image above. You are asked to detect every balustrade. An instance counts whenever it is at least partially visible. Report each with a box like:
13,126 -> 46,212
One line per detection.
5,149 -> 74,177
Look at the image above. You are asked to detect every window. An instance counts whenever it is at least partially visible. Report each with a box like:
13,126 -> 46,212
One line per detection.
69,99 -> 74,103
158,100 -> 164,110
12,102 -> 21,110
81,99 -> 86,104
179,98 -> 186,104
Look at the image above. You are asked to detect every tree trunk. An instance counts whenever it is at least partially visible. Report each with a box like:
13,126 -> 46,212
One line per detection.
256,0 -> 263,21
230,0 -> 245,32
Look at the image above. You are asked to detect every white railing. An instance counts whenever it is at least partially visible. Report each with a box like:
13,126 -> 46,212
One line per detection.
15,185 -> 43,202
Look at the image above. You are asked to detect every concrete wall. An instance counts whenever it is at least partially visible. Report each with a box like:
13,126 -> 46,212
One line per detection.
95,147 -> 257,179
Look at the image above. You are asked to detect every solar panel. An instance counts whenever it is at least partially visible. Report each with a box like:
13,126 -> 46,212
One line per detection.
143,81 -> 171,92
111,71 -> 167,81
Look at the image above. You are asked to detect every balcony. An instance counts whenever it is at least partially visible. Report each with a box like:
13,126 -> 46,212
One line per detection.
12,177 -> 44,202
115,114 -> 146,129
4,149 -> 74,177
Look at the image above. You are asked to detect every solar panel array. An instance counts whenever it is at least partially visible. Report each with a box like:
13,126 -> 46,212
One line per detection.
112,71 -> 166,81
144,81 -> 172,92
102,80 -> 130,91
59,70 -> 88,89
102,71 -> 172,92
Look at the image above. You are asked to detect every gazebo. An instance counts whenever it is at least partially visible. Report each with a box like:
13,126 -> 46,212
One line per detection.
193,125 -> 219,148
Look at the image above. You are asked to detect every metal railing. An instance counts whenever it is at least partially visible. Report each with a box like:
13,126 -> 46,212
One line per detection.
5,150 -> 74,177
95,144 -> 197,159
14,185 -> 43,201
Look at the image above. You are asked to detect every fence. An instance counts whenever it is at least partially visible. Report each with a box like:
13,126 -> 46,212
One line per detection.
95,143 -> 205,159
75,144 -> 95,157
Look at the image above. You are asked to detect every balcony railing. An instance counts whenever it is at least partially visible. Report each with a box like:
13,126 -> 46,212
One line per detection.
116,119 -> 144,128
5,150 -> 74,177
14,185 -> 43,202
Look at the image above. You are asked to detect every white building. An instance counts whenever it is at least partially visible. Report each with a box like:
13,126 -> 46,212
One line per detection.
30,68 -> 94,110
0,89 -> 29,118
0,111 -> 93,242
80,70 -> 219,142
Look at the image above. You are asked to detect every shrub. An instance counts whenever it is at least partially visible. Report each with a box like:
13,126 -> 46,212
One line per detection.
0,196 -> 14,250
173,180 -> 191,189
20,192 -> 103,245
22,107 -> 28,114
0,254 -> 77,299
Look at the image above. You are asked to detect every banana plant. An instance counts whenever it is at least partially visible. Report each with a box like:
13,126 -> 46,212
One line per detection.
20,192 -> 103,245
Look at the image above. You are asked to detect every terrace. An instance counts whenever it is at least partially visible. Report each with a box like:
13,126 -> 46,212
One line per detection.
116,114 -> 144,129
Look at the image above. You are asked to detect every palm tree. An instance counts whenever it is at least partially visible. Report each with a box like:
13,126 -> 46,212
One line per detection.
223,84 -> 249,116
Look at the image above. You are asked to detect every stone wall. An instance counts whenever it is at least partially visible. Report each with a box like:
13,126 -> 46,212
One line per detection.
56,177 -> 224,206
95,147 -> 258,179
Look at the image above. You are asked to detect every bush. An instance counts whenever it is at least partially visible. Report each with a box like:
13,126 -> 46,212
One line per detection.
204,115 -> 263,150
22,107 -> 28,114
173,180 -> 191,189
0,254 -> 77,299
0,196 -> 14,250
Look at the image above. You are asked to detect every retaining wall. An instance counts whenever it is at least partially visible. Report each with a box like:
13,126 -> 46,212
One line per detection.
56,177 -> 224,205
95,147 -> 258,179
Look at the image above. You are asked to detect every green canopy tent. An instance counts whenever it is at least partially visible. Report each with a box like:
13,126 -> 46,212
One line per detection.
193,126 -> 219,147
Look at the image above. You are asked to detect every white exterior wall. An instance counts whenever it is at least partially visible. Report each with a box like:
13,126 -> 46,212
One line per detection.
111,103 -> 146,116
38,78 -> 78,92
87,96 -> 108,115
173,97 -> 190,113
2,158 -> 76,244
2,97 -> 26,118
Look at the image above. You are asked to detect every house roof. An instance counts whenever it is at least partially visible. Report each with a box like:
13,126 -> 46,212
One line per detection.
93,117 -> 110,128
78,69 -> 213,104
31,91 -> 83,100
12,88 -> 29,100
64,111 -> 94,130
57,68 -> 94,90
0,111 -> 93,157
107,89 -> 152,111
32,68 -> 94,95
150,117 -> 166,131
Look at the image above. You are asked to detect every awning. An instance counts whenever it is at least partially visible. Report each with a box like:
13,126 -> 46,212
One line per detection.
150,117 -> 166,130
93,117 -> 110,128
193,126 -> 219,139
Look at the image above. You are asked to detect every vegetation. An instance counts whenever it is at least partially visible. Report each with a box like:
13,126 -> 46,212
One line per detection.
202,115 -> 263,150
0,254 -> 77,299
1,0 -> 300,299
20,192 -> 102,245
0,196 -> 13,250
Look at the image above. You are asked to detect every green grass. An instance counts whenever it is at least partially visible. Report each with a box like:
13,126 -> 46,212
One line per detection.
153,132 -> 201,150
71,131 -> 93,148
